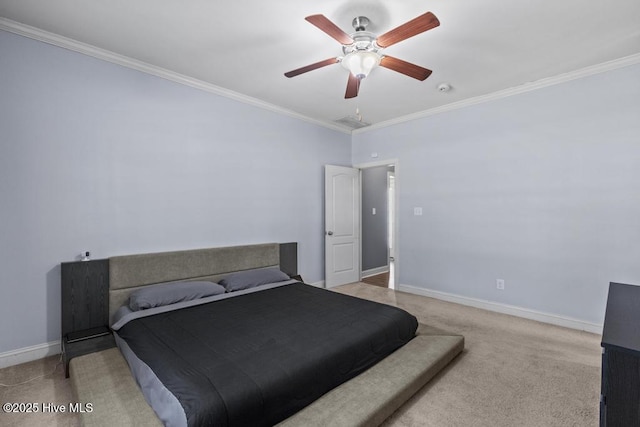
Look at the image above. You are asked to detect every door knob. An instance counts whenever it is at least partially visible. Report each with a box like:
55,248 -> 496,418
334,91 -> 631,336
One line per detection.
327,231 -> 333,236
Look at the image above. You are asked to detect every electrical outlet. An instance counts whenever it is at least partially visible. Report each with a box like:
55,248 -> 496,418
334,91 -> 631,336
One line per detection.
496,279 -> 505,290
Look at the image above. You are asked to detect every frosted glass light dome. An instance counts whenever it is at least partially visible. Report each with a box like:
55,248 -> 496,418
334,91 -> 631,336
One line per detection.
341,51 -> 380,79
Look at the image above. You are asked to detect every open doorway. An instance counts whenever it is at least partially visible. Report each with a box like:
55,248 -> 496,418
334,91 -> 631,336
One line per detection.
359,162 -> 397,289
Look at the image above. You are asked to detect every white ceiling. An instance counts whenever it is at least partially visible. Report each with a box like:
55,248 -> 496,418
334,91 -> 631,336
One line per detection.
1,0 -> 640,132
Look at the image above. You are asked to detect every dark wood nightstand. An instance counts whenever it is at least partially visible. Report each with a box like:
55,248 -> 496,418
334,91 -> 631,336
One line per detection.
61,259 -> 115,377
62,330 -> 115,377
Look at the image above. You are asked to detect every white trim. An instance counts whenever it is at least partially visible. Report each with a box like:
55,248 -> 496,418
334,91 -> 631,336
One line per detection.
4,18 -> 639,137
353,158 -> 400,169
309,280 -> 326,288
0,18 -> 350,135
362,266 -> 389,278
352,53 -> 640,135
0,340 -> 61,369
398,284 -> 603,334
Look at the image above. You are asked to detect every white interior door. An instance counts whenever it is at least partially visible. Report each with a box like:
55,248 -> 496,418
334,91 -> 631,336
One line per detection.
325,165 -> 360,288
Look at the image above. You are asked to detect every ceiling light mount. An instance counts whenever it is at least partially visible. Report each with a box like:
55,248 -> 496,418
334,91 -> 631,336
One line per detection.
352,16 -> 370,32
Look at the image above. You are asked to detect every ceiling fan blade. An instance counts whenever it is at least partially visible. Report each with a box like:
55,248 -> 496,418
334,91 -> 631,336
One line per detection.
284,58 -> 339,78
376,12 -> 440,48
380,56 -> 432,81
345,73 -> 360,99
306,14 -> 354,45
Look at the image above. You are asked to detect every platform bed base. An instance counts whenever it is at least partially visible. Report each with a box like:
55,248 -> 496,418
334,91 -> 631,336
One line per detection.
70,330 -> 463,427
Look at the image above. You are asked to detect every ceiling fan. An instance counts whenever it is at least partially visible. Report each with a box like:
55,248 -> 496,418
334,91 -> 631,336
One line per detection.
284,12 -> 440,99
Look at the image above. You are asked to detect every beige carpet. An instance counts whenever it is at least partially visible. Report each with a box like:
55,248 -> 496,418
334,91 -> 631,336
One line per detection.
0,282 -> 601,427
337,283 -> 601,427
0,354 -> 79,427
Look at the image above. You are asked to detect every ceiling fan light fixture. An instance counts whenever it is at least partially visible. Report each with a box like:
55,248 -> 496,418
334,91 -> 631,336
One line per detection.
341,51 -> 380,79
285,12 -> 440,98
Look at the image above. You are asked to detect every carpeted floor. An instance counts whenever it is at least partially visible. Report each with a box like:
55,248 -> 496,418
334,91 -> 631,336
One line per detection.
0,354 -> 78,427
0,282 -> 601,427
335,283 -> 601,427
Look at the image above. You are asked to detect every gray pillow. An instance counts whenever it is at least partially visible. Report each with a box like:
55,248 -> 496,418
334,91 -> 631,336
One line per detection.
220,267 -> 291,292
128,281 -> 225,311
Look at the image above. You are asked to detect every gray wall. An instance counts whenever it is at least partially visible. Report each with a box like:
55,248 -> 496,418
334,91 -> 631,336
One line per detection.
0,30 -> 351,353
361,166 -> 390,271
353,63 -> 640,325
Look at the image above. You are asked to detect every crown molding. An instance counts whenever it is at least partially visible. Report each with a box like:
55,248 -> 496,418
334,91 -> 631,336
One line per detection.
0,18 -> 351,135
353,52 -> 640,135
3,17 -> 638,138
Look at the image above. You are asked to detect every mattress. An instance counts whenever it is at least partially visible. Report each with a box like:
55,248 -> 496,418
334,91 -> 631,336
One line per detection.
112,282 -> 419,427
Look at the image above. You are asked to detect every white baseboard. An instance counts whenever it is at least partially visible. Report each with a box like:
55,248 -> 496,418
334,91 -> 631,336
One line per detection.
0,340 -> 61,369
361,266 -> 389,278
398,284 -> 603,334
309,280 -> 325,288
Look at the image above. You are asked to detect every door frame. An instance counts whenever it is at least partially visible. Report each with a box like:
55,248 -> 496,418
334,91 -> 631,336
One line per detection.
353,158 -> 399,288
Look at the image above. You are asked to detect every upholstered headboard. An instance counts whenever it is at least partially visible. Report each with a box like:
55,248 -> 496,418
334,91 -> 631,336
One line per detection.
108,242 -> 297,320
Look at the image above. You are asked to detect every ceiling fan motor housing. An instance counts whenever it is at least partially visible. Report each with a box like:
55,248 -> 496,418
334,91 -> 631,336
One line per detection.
342,31 -> 379,54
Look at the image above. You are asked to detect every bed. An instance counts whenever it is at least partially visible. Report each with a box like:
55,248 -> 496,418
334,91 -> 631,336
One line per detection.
69,242 -> 464,426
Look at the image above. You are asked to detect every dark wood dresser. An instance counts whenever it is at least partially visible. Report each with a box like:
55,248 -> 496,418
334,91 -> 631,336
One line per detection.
61,259 -> 115,377
600,282 -> 640,427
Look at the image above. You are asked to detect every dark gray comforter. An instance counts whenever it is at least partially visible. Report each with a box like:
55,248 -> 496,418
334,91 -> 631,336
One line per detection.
115,283 -> 418,426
